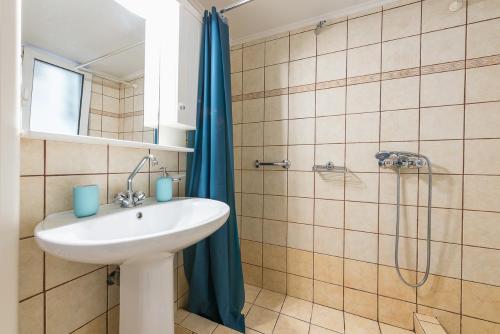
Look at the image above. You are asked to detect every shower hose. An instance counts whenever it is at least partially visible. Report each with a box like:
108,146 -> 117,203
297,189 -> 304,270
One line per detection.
394,155 -> 432,288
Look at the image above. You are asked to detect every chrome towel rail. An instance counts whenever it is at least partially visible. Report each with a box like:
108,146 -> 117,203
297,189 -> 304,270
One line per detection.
312,161 -> 347,173
255,160 -> 291,169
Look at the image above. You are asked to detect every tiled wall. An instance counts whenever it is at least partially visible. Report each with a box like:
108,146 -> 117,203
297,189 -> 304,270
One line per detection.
18,138 -> 188,333
89,76 -> 154,143
230,0 -> 500,332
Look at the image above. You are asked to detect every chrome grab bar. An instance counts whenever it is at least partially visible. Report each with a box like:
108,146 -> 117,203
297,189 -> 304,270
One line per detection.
312,161 -> 347,173
255,160 -> 291,169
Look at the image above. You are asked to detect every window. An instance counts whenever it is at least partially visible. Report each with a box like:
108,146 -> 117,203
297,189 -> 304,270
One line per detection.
22,47 -> 91,135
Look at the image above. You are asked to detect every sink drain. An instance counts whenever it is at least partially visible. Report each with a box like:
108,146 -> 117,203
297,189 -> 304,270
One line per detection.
136,212 -> 143,219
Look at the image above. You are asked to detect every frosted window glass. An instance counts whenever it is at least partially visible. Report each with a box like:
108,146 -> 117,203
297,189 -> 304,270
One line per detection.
30,60 -> 84,135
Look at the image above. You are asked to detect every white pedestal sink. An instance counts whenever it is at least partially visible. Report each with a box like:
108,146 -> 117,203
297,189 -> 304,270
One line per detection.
35,197 -> 229,334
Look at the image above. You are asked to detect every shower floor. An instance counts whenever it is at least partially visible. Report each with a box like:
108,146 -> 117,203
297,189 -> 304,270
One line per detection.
175,284 -> 415,334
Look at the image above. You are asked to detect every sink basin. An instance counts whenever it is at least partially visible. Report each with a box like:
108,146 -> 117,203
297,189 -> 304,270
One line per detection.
34,197 -> 230,334
35,197 -> 230,264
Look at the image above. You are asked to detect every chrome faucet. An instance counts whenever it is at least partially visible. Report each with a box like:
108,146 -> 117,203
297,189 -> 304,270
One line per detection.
114,154 -> 159,208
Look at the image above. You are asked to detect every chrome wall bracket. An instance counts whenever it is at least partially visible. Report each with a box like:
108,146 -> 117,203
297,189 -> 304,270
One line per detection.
255,160 -> 291,169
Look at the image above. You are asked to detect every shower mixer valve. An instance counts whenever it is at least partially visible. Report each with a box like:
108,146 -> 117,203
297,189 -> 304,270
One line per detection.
375,151 -> 426,169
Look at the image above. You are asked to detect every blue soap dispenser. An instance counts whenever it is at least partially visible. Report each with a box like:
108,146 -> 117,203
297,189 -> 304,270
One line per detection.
156,167 -> 173,202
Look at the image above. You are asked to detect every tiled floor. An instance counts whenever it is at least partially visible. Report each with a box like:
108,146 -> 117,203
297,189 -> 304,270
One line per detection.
175,284 -> 415,334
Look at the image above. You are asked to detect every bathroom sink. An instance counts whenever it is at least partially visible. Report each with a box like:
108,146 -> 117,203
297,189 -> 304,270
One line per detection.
34,197 -> 230,334
35,197 -> 229,264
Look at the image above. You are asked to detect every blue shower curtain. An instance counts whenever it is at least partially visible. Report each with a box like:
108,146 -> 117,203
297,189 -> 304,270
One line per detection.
183,8 -> 245,332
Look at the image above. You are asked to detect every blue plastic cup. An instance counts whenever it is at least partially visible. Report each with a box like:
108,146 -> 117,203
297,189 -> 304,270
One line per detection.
73,184 -> 100,218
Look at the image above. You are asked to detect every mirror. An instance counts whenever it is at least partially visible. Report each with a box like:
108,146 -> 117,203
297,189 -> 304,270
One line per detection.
21,0 -> 158,143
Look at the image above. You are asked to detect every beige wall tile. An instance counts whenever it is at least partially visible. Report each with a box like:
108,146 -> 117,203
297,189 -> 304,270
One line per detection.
346,112 -> 380,143
345,172 -> 379,203
316,87 -> 346,116
347,81 -> 380,114
421,26 -> 466,66
383,2 -> 421,41
463,246 -> 500,286
345,142 -> 379,173
263,268 -> 287,294
263,244 -> 286,272
315,173 -> 345,200
317,22 -> 347,55
231,73 -> 242,96
345,230 -> 378,263
466,65 -> 500,103
379,296 -> 416,330
109,172 -> 148,202
420,70 -> 465,107
380,173 -> 419,205
465,139 -> 500,174
289,118 -> 315,144
344,259 -> 378,293
241,240 -> 263,266
316,51 -> 346,82
265,37 -> 289,66
417,274 -> 461,313
313,280 -> 343,310
45,255 -> 100,289
468,0 -> 500,23
265,63 -> 288,90
381,76 -> 420,111
243,263 -> 262,287
467,18 -> 500,59
242,216 -> 263,242
379,265 -> 416,302
242,122 -> 264,146
241,170 -> 263,194
281,295 -> 313,322
463,210 -> 500,249
289,58 -> 316,86
288,145 -> 314,171
288,197 -> 314,224
264,120 -> 288,146
263,195 -> 287,220
379,234 -> 417,270
314,199 -> 344,228
265,95 -> 288,121
19,294 -> 44,334
314,226 -> 343,256
242,98 -> 264,123
20,176 -> 44,238
264,171 -> 287,195
21,138 -> 44,176
316,115 -> 345,144
348,13 -> 382,48
422,0 -> 466,32
416,306 -> 461,334
242,147 -> 262,169
347,44 -> 381,77
73,314 -> 106,334
464,175 -> 500,211
344,288 -> 378,320
420,105 -> 464,140
46,269 -> 107,333
264,146 -> 287,169
311,304 -> 344,333
345,201 -> 378,232
420,173 -> 463,208
19,238 -> 43,300
243,68 -> 265,94
230,49 -> 242,73
242,193 -> 263,217
290,31 -> 316,61
288,223 -> 313,251
287,274 -> 313,301
289,91 -> 315,119
108,146 -> 149,173
418,207 -> 462,244
379,203 -> 417,239
274,314 -> 310,334
287,248 -> 313,278
462,280 -> 500,322
254,289 -> 285,312
314,253 -> 343,285
381,109 -> 419,142
420,140 -> 463,174
461,315 -> 500,334
418,240 -> 462,278
243,43 -> 265,70
263,219 -> 287,246
382,36 -> 420,72
315,144 -> 344,169
465,101 -> 500,139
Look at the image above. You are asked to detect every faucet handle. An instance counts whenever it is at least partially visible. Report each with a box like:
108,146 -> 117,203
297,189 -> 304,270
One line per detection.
114,192 -> 132,208
133,191 -> 146,203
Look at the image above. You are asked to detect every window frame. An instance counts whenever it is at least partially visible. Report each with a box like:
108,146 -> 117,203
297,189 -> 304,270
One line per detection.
21,46 -> 92,135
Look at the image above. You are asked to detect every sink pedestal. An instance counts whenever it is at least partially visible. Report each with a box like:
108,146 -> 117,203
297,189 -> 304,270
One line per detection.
120,252 -> 175,334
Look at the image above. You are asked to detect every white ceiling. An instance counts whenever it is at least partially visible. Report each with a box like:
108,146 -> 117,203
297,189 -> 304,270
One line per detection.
22,0 -> 145,80
197,0 -> 384,43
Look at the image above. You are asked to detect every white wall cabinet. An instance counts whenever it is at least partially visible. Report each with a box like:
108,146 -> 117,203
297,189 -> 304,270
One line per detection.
144,0 -> 202,144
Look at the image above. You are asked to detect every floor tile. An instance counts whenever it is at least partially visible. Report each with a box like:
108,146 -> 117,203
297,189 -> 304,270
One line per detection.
273,314 -> 310,334
311,304 -> 345,333
181,313 -> 218,334
281,296 -> 313,322
213,324 -> 241,333
310,325 -> 342,334
379,323 -> 414,334
254,289 -> 286,312
344,313 -> 380,333
245,284 -> 262,303
245,305 -> 279,334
